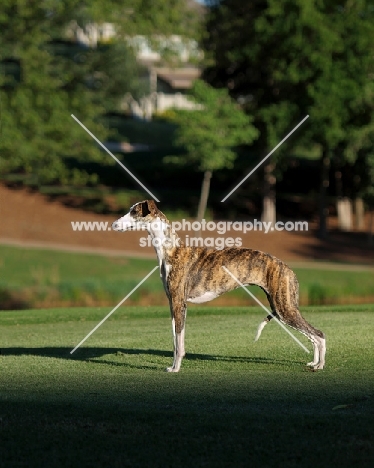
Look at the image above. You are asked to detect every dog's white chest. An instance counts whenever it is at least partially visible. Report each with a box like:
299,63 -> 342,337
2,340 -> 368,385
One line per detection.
160,261 -> 172,278
187,291 -> 218,304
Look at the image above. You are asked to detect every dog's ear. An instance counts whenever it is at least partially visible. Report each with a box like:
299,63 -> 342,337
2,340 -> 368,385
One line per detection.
139,200 -> 157,217
146,200 -> 158,213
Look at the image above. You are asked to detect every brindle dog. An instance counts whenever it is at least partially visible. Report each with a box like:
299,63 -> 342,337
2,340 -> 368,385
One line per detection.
112,200 -> 326,373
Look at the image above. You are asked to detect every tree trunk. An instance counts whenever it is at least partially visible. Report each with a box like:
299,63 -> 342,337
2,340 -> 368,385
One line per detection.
335,168 -> 352,231
261,161 -> 276,226
197,170 -> 212,223
318,149 -> 330,239
335,169 -> 343,199
368,210 -> 373,246
337,197 -> 353,231
354,197 -> 365,230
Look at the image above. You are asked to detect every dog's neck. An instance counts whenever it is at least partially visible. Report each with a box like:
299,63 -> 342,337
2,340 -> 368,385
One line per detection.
146,215 -> 183,268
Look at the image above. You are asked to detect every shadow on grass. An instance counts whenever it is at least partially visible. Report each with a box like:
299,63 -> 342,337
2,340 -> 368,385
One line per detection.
2,397 -> 372,468
0,346 -> 298,367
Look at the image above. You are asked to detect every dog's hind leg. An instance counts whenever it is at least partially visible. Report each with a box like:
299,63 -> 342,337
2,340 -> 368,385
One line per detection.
307,334 -> 324,368
167,299 -> 187,373
279,309 -> 326,370
254,291 -> 279,342
307,334 -> 326,369
307,337 -> 320,367
270,272 -> 326,370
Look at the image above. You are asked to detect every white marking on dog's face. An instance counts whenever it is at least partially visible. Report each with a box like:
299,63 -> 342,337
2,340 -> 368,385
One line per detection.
112,200 -> 153,232
187,291 -> 218,304
112,212 -> 148,232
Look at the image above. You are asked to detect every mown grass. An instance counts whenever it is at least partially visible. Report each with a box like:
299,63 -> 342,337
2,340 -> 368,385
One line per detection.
1,245 -> 374,309
0,304 -> 373,467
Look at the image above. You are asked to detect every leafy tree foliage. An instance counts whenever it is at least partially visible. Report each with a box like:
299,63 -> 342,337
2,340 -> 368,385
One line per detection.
83,0 -> 203,65
202,0 -> 374,235
0,1 -> 125,184
0,1 -> 98,184
168,79 -> 258,219
0,0 -> 201,186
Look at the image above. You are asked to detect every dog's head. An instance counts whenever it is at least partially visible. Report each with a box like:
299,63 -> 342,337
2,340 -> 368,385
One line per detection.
112,200 -> 163,232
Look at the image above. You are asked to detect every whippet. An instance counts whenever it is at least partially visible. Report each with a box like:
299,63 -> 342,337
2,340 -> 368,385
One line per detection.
112,200 -> 326,373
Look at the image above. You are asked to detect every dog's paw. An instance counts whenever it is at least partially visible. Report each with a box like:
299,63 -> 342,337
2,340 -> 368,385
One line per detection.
166,366 -> 179,373
307,361 -> 318,367
312,363 -> 325,370
306,362 -> 324,370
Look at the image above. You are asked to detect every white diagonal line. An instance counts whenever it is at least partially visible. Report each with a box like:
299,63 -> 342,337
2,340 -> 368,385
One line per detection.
70,266 -> 159,354
71,114 -> 160,202
222,266 -> 310,353
221,115 -> 309,202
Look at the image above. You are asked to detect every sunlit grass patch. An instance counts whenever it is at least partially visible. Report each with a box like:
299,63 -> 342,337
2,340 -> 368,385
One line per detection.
1,305 -> 373,467
1,245 -> 374,309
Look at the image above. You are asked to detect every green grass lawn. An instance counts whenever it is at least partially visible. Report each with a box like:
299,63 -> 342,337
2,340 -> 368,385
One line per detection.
1,304 -> 373,467
1,245 -> 374,308
0,246 -> 374,309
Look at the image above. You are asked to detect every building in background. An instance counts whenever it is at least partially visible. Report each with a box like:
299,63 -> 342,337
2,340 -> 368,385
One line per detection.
67,22 -> 202,119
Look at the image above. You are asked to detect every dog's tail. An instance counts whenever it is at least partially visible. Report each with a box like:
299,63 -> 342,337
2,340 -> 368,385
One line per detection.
254,314 -> 274,342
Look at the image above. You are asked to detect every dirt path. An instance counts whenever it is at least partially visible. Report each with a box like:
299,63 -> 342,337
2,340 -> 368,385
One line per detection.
1,184 -> 373,265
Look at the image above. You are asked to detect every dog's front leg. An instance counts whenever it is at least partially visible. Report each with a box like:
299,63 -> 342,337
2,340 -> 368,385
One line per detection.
167,300 -> 187,373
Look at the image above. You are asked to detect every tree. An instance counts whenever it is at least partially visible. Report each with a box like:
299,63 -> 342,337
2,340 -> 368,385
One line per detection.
366,153 -> 374,244
202,0 -> 374,235
300,0 -> 374,237
203,0 -> 311,224
0,0 -> 143,185
0,1 -> 95,184
77,0 -> 203,66
167,79 -> 258,220
85,0 -> 202,37
0,0 -> 202,186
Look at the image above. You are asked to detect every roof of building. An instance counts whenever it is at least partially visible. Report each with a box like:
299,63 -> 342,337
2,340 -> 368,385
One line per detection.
154,66 -> 201,89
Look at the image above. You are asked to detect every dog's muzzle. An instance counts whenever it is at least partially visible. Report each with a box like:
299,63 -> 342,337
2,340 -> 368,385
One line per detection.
112,220 -> 139,231
112,221 -> 123,231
